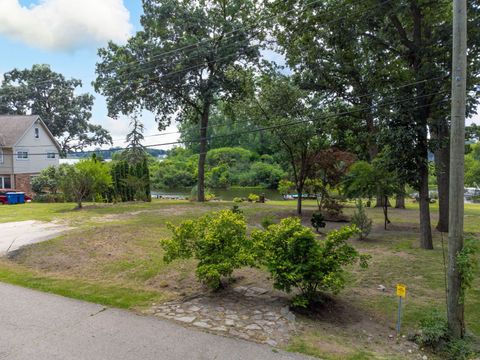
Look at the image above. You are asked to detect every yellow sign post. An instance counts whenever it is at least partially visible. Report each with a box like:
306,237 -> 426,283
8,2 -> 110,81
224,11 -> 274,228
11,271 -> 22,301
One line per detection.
396,284 -> 407,333
396,284 -> 407,298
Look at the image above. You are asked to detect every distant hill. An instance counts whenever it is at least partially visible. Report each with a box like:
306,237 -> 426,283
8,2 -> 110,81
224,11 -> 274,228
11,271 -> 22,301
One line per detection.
67,147 -> 168,159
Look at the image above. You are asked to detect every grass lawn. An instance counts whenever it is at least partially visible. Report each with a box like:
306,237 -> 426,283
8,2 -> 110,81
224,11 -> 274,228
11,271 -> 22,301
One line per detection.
0,199 -> 478,359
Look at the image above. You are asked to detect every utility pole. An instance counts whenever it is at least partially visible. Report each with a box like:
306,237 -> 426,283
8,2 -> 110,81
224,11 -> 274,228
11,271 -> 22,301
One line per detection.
447,0 -> 467,339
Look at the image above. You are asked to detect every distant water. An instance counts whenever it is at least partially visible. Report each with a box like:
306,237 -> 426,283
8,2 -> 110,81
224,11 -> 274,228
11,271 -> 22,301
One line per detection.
151,187 -> 283,201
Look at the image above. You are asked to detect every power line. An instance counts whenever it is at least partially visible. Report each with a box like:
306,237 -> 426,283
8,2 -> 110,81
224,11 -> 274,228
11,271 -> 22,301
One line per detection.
21,77 -> 452,148
101,75 -> 451,144
22,93 -> 449,156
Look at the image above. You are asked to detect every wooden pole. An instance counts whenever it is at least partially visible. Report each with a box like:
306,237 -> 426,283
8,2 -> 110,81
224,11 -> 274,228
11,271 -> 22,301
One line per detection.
447,0 -> 467,339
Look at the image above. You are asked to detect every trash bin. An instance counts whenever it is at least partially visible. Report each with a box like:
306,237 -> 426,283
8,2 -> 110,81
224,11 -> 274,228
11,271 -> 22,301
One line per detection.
6,192 -> 18,205
16,192 -> 25,204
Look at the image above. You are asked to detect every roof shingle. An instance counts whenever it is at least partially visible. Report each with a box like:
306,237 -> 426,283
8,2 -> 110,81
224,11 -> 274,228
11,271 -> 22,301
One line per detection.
0,115 -> 39,147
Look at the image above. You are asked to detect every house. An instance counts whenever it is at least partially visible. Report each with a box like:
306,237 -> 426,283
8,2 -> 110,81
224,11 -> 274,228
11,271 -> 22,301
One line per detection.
0,115 -> 61,196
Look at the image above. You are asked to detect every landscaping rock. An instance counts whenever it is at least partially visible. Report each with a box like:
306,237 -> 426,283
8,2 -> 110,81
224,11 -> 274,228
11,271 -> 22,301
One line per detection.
150,286 -> 296,346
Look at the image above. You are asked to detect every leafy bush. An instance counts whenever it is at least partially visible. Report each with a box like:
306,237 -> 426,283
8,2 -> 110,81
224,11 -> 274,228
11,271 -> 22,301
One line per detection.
248,162 -> 286,189
278,179 -> 295,196
231,205 -> 243,214
31,165 -> 62,195
323,197 -> 344,218
415,310 -> 449,347
351,200 -> 373,240
248,193 -> 260,202
205,191 -> 216,201
233,197 -> 244,203
311,212 -> 326,233
457,236 -> 479,304
162,210 -> 253,289
261,215 -> 277,229
414,310 -> 475,360
206,165 -> 230,189
252,218 -> 368,307
33,193 -> 66,203
59,160 -> 112,209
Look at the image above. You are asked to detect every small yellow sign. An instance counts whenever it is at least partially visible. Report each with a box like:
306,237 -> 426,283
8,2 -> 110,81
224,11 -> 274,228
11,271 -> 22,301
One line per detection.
396,284 -> 407,298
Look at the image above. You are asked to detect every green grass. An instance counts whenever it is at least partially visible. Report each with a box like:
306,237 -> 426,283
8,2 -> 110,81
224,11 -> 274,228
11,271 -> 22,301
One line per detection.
0,262 -> 164,309
0,198 -> 478,359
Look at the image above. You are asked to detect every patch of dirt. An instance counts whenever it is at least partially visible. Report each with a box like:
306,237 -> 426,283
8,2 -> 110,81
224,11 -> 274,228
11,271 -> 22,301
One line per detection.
296,295 -> 426,359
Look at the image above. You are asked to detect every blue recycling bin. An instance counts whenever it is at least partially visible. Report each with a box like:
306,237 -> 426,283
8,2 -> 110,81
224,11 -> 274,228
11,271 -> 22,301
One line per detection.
16,192 -> 25,204
6,192 -> 18,205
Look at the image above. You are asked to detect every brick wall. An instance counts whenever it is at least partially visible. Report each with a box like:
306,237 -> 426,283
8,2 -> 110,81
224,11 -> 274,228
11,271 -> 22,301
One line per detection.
14,173 -> 37,197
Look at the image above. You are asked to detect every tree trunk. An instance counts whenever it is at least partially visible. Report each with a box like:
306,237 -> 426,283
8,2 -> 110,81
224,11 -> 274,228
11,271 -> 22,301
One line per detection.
383,196 -> 391,230
197,106 -> 210,202
432,118 -> 450,232
395,193 -> 406,209
418,162 -> 433,249
376,194 -> 391,208
297,190 -> 302,215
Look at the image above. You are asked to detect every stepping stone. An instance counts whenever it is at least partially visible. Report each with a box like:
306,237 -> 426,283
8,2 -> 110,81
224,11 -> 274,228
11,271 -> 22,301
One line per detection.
193,321 -> 211,329
265,339 -> 278,347
249,287 -> 268,295
176,316 -> 196,323
212,326 -> 227,332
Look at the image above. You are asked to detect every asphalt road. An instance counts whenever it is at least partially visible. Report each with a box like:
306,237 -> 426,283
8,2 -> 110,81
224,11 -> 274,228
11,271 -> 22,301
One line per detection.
0,283 -> 313,360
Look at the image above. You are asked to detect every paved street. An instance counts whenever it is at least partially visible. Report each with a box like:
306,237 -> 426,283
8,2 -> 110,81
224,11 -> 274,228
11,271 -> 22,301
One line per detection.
0,283 -> 312,360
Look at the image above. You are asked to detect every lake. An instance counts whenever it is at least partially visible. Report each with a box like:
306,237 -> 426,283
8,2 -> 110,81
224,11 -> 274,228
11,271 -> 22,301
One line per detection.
152,187 -> 283,201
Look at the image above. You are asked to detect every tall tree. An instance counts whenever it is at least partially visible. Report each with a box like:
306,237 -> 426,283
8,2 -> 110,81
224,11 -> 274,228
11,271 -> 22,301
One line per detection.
94,0 -> 262,202
248,73 -> 327,214
124,115 -> 147,164
0,64 -> 112,154
271,0 -> 480,249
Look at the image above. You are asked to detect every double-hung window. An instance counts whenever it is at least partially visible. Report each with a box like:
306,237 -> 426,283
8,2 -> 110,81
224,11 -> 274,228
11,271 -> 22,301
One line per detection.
0,176 -> 11,189
17,151 -> 29,160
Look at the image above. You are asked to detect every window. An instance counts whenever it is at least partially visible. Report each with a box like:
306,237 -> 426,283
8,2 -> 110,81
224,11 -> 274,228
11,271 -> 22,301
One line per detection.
34,127 -> 40,139
17,151 -> 29,160
47,152 -> 56,159
0,148 -> 3,164
0,176 -> 11,189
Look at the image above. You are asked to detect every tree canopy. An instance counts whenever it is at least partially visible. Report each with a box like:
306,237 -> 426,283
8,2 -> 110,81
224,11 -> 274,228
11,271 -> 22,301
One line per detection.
0,64 -> 112,154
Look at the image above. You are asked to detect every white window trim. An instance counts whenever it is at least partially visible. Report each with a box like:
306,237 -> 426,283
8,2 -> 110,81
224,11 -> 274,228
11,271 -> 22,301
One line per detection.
46,150 -> 57,159
16,149 -> 29,161
0,175 -> 12,189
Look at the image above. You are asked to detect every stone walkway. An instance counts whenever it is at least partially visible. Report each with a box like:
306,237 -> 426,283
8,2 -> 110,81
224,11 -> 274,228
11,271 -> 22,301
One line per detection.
150,286 -> 297,347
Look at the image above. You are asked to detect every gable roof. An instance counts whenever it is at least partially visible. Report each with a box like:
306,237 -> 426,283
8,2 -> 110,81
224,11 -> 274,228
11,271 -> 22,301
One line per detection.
0,115 -> 61,151
0,115 -> 38,147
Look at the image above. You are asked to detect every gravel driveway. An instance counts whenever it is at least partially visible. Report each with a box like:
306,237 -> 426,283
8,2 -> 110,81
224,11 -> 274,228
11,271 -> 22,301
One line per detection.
0,221 -> 70,255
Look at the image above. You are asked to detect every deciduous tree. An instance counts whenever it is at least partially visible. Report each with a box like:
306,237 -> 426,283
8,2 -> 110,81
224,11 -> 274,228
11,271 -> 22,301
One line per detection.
0,64 -> 112,154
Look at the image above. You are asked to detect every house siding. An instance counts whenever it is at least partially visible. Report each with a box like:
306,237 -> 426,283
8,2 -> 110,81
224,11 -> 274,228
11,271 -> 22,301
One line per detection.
0,147 -> 14,174
13,119 -> 59,174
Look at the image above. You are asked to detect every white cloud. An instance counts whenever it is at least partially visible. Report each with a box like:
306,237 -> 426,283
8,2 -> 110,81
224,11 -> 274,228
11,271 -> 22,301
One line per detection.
0,0 -> 132,51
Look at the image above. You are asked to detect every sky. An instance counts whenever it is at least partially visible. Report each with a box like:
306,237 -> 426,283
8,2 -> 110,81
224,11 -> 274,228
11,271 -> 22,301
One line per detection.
0,0 -> 179,150
0,0 -> 478,152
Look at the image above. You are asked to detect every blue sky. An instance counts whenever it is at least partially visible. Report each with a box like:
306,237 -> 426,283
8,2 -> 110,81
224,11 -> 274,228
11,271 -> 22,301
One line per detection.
0,0 -> 177,149
0,1 -> 477,151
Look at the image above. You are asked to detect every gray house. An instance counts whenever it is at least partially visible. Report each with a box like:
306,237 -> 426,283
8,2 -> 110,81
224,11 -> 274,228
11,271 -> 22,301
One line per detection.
0,115 -> 61,195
